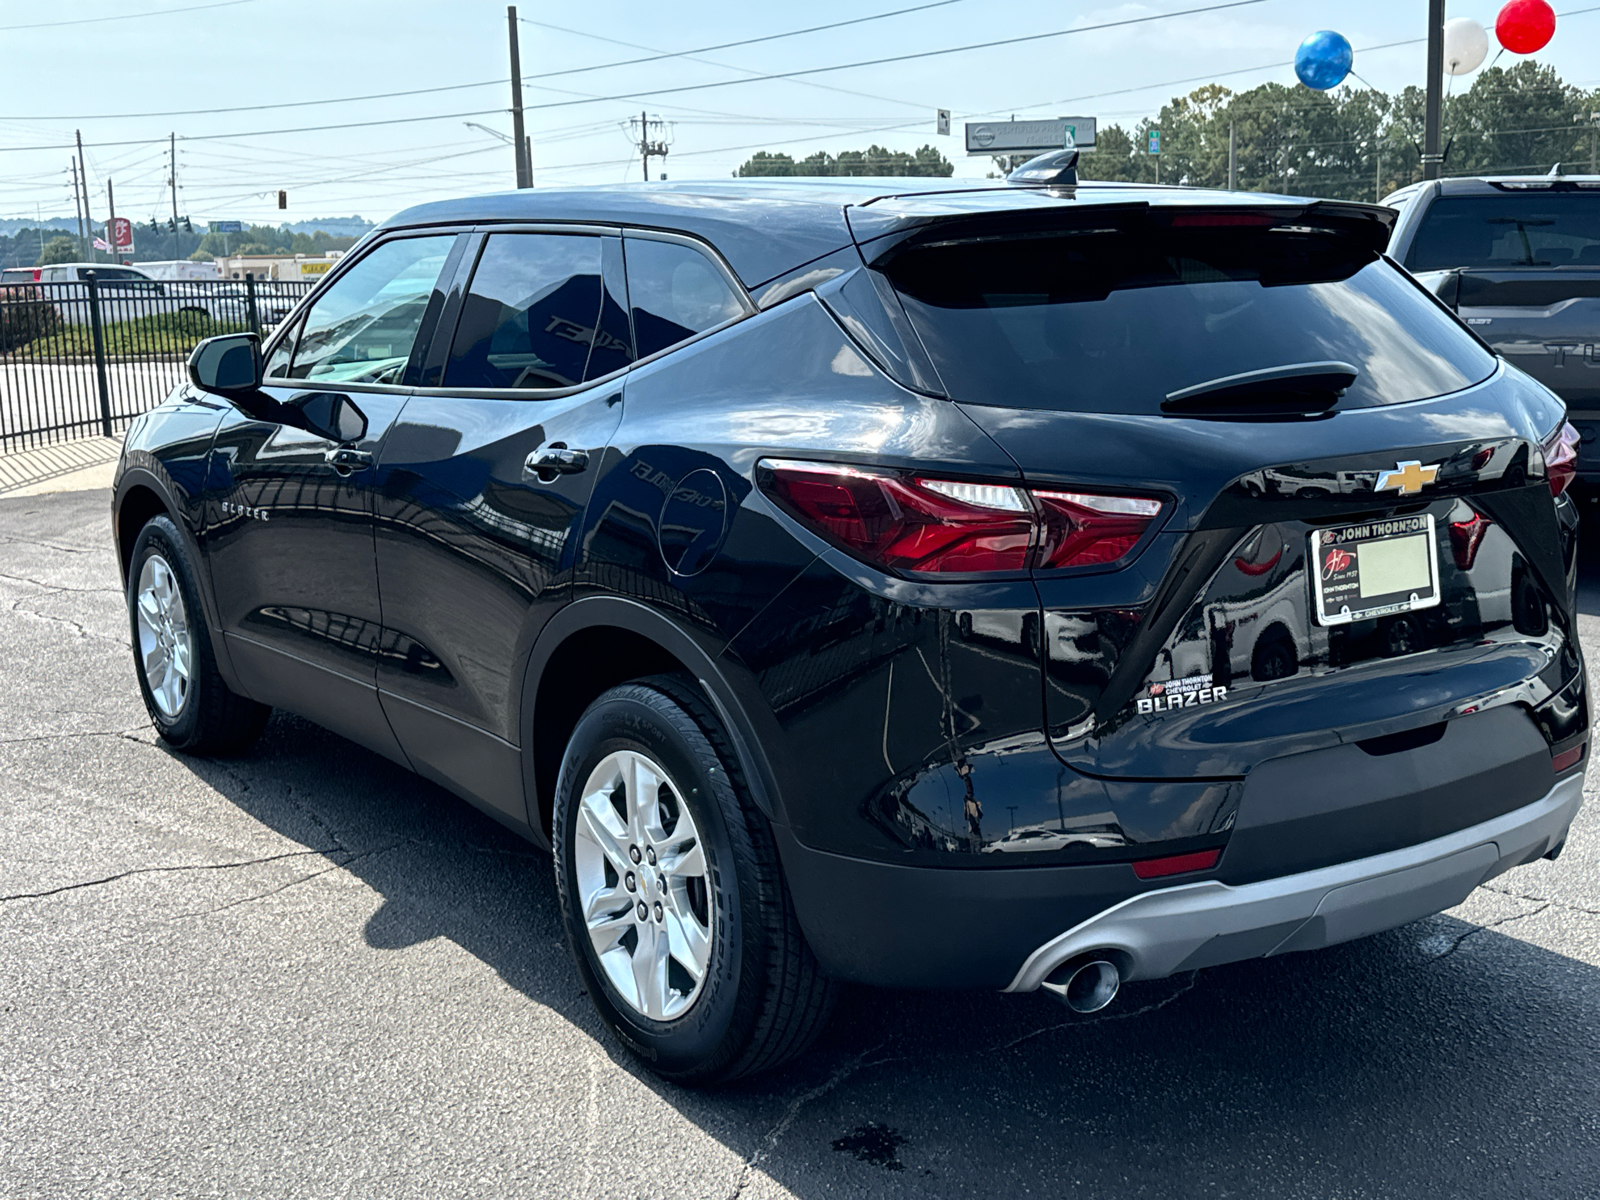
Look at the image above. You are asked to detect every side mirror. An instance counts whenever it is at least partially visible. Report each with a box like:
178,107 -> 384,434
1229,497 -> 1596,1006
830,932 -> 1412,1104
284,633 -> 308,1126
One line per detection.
188,333 -> 262,394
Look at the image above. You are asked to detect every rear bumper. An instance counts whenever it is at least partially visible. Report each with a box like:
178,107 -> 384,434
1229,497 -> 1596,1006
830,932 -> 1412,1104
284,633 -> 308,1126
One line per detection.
1005,771 -> 1584,992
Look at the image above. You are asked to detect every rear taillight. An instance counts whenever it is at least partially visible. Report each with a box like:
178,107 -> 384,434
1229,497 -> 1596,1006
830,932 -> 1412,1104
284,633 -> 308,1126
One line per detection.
758,459 -> 1164,576
1541,420 -> 1580,498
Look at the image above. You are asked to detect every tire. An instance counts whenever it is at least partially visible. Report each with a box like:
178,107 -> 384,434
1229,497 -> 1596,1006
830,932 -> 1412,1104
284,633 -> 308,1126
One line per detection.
126,515 -> 270,755
552,675 -> 836,1085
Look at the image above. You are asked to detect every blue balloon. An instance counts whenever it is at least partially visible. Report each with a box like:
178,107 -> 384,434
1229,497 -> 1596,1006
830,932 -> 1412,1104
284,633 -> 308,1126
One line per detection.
1294,30 -> 1353,90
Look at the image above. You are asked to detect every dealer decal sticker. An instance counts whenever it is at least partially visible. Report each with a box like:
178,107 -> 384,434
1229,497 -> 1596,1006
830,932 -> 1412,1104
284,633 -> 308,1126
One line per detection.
1137,673 -> 1228,714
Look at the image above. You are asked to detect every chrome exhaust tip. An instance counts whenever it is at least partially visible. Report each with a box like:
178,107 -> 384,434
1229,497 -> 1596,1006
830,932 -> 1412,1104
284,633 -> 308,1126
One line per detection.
1041,957 -> 1121,1014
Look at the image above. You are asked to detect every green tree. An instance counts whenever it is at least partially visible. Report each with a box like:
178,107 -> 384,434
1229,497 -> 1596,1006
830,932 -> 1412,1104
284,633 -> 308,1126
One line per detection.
36,235 -> 78,266
736,144 -> 953,177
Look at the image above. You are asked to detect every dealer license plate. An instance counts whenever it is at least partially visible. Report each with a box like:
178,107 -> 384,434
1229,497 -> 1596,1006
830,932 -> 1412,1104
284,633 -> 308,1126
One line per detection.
1310,514 -> 1440,627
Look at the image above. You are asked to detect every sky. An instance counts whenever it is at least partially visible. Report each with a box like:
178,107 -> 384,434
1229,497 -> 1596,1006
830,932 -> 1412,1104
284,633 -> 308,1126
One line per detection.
0,0 -> 1595,231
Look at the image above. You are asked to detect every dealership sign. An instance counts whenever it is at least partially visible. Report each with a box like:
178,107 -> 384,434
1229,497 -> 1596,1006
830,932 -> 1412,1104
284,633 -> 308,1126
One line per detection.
965,117 -> 1097,154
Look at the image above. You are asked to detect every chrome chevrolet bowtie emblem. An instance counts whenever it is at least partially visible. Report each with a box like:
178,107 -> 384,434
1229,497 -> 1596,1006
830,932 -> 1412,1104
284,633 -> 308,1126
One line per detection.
1375,460 -> 1440,496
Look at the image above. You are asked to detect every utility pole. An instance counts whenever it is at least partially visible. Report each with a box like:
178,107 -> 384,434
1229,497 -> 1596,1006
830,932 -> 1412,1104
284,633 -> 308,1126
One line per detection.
69,159 -> 87,261
76,130 -> 96,262
106,179 -> 119,264
1375,150 -> 1382,202
1228,122 -> 1236,191
635,111 -> 670,182
169,133 -> 181,261
1423,0 -> 1445,180
1591,112 -> 1599,174
508,6 -> 530,188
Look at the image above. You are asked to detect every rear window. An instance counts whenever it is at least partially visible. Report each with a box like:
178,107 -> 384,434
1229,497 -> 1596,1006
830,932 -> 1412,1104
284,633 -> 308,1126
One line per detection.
1407,194 -> 1600,270
883,222 -> 1497,414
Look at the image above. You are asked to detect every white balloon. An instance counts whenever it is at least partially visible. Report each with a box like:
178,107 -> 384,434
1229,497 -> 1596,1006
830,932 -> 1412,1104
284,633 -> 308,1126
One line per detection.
1443,17 -> 1489,75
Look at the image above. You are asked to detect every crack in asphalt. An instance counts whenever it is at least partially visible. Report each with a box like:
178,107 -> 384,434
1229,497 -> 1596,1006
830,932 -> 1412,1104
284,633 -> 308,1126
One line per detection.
0,569 -> 120,595
0,846 -> 346,903
0,727 -> 152,747
1428,902 -> 1552,962
0,533 -> 108,556
6,596 -> 122,645
725,973 -> 1204,1196
172,842 -> 403,919
1482,882 -> 1600,919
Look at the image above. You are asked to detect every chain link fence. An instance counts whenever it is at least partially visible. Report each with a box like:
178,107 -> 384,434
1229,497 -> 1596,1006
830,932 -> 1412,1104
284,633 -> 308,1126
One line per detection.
0,273 -> 313,452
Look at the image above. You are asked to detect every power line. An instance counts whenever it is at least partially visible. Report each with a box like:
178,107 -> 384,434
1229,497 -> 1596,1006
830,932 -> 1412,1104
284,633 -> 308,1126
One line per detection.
521,0 -> 973,80
519,0 -> 1285,114
0,0 -> 256,33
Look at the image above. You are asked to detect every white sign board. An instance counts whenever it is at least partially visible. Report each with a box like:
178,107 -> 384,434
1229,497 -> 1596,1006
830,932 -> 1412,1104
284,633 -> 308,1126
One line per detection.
965,117 -> 1097,155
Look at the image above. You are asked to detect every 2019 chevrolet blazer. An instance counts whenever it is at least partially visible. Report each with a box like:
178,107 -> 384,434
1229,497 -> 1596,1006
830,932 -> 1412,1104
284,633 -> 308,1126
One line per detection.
114,161 -> 1589,1084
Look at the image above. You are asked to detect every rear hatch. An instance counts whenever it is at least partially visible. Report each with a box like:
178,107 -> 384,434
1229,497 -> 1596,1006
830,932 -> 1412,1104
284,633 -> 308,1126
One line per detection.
862,196 -> 1583,788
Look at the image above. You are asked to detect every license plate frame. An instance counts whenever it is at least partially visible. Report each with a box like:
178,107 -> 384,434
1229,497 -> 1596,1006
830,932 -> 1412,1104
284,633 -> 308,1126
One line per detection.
1309,514 -> 1441,627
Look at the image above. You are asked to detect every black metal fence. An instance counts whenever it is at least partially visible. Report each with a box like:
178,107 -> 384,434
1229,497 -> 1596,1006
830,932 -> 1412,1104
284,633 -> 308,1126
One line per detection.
0,273 -> 314,451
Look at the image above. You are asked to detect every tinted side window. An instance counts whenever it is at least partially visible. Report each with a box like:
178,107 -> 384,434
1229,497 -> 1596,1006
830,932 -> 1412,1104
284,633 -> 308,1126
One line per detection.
290,235 -> 455,385
445,234 -> 631,390
625,238 -> 745,360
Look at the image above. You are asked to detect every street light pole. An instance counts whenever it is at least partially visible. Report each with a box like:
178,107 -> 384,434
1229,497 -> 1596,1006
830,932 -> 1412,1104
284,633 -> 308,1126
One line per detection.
1423,0 -> 1446,180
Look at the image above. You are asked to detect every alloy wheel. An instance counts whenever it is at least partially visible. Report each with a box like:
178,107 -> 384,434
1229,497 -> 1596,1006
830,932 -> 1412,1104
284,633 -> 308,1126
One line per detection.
573,750 -> 714,1020
135,553 -> 193,718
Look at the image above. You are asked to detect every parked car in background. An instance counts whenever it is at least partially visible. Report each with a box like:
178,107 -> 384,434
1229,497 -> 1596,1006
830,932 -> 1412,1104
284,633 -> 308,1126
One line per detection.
1385,173 -> 1600,489
114,161 -> 1587,1085
6,263 -> 299,329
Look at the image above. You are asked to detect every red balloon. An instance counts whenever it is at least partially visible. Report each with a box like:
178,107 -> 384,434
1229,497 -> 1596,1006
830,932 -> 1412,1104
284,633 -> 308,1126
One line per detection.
1496,0 -> 1556,53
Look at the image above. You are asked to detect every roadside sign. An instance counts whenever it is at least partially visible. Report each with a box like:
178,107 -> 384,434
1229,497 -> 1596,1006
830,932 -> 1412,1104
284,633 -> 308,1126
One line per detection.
965,116 -> 1097,155
937,108 -> 951,136
109,217 -> 132,248
211,220 -> 244,233
1148,129 -> 1162,155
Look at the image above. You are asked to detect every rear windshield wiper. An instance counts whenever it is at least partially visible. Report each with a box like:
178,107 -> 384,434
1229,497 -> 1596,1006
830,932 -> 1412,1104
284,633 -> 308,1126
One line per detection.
1161,360 -> 1358,418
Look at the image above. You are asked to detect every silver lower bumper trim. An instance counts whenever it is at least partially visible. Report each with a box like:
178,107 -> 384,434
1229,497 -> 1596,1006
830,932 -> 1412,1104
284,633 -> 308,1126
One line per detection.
1004,773 -> 1585,993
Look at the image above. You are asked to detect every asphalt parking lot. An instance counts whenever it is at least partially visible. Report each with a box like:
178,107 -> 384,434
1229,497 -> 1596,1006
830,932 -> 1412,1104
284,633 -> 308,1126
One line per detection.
4,486 -> 1600,1200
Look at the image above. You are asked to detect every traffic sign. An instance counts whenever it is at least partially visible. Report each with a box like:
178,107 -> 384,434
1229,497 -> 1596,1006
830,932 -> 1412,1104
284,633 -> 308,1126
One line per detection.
211,220 -> 244,233
1148,129 -> 1162,155
937,108 -> 951,136
965,117 -> 1097,154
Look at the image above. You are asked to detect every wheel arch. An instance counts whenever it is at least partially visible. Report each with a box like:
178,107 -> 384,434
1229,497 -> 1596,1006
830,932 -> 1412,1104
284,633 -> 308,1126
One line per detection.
521,596 -> 784,843
114,464 -> 242,695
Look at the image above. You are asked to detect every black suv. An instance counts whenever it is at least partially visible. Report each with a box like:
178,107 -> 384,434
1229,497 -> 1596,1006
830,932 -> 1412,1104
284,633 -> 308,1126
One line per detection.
115,163 -> 1588,1084
1385,173 -> 1599,485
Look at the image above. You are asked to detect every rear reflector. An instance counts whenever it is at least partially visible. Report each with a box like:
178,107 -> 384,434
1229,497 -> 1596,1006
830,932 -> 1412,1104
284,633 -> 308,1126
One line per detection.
1131,847 -> 1222,880
1552,743 -> 1586,773
758,458 -> 1164,576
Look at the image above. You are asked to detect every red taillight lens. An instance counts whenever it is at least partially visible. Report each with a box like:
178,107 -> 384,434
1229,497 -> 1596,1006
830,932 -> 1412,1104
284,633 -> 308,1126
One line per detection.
759,460 -> 1034,573
1034,491 -> 1165,569
758,459 -> 1163,576
1542,420 -> 1580,498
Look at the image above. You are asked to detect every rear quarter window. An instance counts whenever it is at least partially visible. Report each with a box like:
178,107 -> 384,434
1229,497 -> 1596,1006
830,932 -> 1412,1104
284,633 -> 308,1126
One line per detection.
624,237 -> 746,360
884,222 -> 1498,414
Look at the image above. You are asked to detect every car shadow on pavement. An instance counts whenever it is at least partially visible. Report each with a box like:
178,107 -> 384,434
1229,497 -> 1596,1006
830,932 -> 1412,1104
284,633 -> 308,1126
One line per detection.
164,710 -> 1600,1200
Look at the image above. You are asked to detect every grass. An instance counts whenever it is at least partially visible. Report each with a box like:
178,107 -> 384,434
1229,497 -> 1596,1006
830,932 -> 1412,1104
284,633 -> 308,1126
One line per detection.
17,310 -> 251,359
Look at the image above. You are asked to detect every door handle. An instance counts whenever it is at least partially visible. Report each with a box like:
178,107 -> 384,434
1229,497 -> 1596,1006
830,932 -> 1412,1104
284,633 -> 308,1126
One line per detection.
524,444 -> 589,480
324,446 -> 373,472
